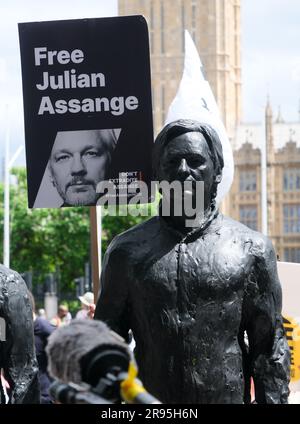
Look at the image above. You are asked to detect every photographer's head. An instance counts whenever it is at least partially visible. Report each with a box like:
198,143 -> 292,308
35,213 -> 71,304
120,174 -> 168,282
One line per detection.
49,129 -> 118,206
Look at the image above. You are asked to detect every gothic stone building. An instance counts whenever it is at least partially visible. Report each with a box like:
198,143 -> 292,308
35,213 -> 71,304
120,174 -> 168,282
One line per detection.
229,102 -> 300,263
119,0 -> 241,138
119,1 -> 300,262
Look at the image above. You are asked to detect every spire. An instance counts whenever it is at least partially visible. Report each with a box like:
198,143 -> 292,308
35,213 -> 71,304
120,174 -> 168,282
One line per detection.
289,128 -> 295,142
265,95 -> 273,118
265,96 -> 274,156
275,106 -> 284,123
245,128 -> 252,144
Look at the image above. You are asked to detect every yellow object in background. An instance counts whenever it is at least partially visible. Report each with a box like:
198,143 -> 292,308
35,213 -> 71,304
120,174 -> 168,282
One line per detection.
283,316 -> 300,382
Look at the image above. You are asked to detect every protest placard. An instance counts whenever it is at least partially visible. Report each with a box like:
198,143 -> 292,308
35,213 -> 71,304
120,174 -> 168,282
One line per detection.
19,16 -> 153,208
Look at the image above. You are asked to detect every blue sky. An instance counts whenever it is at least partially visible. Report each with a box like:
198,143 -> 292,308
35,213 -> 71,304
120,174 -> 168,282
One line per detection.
0,0 -> 299,166
242,0 -> 300,122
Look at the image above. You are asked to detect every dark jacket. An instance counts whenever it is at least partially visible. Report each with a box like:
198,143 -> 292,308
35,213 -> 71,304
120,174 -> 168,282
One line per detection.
34,316 -> 55,403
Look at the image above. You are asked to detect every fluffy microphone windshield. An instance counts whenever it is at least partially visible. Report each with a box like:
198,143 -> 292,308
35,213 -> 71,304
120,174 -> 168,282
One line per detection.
46,319 -> 130,384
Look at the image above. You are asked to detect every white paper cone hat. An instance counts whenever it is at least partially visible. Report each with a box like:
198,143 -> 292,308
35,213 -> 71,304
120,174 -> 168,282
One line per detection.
165,30 -> 234,204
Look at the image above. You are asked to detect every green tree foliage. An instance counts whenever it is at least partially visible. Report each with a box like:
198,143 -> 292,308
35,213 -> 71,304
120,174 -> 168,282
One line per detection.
0,167 -> 90,293
0,167 -> 157,295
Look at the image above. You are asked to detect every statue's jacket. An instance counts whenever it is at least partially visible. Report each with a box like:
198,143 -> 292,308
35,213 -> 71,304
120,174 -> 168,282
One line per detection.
95,210 -> 290,404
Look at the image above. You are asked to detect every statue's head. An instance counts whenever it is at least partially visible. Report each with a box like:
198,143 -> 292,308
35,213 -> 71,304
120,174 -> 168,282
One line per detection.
153,119 -> 224,212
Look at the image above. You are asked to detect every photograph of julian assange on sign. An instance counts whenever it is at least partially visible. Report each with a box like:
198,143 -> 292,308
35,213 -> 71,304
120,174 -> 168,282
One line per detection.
34,128 -> 120,207
18,16 -> 153,208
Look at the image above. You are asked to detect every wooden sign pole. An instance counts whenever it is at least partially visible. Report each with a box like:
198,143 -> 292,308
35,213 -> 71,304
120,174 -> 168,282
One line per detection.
90,206 -> 102,302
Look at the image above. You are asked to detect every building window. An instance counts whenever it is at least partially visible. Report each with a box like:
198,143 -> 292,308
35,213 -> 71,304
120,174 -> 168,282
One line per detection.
181,1 -> 185,53
284,248 -> 300,263
151,86 -> 154,109
150,1 -> 154,54
283,169 -> 300,191
239,205 -> 257,230
161,85 -> 165,124
239,171 -> 257,192
283,204 -> 300,233
160,1 -> 165,54
191,1 -> 197,42
151,85 -> 155,130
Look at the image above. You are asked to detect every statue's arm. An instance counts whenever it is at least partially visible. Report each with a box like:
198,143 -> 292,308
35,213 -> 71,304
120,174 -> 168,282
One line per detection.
94,241 -> 131,341
242,237 -> 290,404
3,274 -> 39,403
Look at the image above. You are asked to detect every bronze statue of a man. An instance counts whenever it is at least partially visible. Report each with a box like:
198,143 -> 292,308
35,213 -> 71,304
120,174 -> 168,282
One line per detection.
0,265 -> 39,403
95,119 -> 290,404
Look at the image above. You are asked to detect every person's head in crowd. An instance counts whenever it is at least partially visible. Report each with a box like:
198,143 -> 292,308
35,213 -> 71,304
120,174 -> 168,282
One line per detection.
38,308 -> 46,319
49,129 -> 118,206
50,304 -> 70,327
57,304 -> 69,319
78,292 -> 94,310
76,291 -> 95,319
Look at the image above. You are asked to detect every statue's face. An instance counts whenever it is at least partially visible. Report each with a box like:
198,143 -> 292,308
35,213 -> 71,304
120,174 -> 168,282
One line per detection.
158,131 -> 216,211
